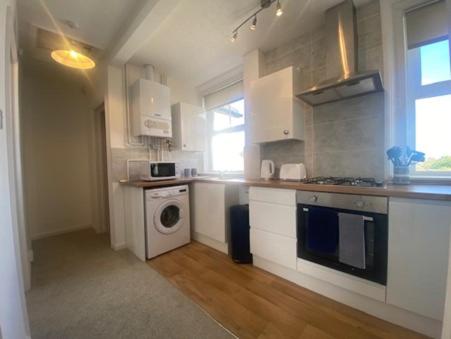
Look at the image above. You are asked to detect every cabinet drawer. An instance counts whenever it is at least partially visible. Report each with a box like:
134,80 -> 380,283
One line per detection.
249,187 -> 296,206
250,229 -> 297,269
250,201 -> 296,237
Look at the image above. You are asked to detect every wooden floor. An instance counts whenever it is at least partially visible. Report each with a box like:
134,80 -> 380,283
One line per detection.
148,241 -> 427,339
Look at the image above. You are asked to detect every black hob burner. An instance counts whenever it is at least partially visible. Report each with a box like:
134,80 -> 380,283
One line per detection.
302,177 -> 384,187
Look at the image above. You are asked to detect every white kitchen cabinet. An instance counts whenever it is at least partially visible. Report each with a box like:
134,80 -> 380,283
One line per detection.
191,182 -> 239,253
250,228 -> 297,269
249,187 -> 297,269
250,201 -> 297,238
249,66 -> 304,143
387,198 -> 451,320
123,186 -> 146,261
171,102 -> 206,152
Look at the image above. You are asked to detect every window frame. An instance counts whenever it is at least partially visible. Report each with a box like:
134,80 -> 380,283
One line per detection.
406,38 -> 451,178
205,98 -> 245,174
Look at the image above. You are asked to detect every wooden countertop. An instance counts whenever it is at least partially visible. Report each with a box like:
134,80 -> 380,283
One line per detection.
121,178 -> 451,201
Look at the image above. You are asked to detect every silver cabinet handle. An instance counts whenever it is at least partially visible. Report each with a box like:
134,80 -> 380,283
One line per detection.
283,129 -> 289,135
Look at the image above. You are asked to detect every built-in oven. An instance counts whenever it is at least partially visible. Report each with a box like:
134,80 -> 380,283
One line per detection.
297,191 -> 388,285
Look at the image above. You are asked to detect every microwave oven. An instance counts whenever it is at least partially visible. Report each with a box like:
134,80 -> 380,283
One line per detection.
127,160 -> 177,181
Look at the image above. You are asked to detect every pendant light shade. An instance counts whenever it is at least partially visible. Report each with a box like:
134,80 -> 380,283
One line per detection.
51,49 -> 96,69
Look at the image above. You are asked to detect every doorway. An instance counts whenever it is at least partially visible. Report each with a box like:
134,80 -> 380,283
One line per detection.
91,104 -> 110,234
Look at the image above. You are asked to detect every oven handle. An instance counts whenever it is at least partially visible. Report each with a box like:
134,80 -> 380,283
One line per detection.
302,208 -> 374,222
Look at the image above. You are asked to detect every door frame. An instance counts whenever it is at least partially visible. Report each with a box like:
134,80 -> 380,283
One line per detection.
0,1 -> 31,337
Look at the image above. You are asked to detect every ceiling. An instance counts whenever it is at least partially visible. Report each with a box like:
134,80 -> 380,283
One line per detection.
17,0 -> 144,59
17,0 -> 374,87
130,0 -> 373,87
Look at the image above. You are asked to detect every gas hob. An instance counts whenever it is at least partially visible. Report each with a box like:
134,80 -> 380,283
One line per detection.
301,177 -> 384,187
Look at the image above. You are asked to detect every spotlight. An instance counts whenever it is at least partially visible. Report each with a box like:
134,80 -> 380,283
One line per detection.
231,31 -> 238,42
250,16 -> 257,31
276,0 -> 283,16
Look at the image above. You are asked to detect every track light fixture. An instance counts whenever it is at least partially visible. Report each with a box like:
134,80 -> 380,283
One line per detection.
230,0 -> 283,42
250,16 -> 257,31
231,31 -> 238,42
276,0 -> 283,16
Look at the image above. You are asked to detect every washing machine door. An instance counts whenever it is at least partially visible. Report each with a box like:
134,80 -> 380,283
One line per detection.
154,199 -> 184,234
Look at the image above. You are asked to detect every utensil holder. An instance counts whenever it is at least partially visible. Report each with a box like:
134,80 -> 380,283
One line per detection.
393,165 -> 410,185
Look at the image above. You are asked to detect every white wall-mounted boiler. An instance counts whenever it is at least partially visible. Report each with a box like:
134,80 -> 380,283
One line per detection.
130,78 -> 172,138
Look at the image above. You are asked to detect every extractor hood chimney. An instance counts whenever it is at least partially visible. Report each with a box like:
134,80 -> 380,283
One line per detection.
297,0 -> 383,106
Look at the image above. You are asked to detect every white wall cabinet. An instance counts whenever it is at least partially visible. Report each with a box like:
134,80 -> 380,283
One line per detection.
191,182 -> 239,253
387,198 -> 451,320
249,187 -> 297,269
249,66 -> 304,143
171,102 -> 206,152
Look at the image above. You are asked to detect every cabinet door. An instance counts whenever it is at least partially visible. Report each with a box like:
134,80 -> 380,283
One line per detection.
182,104 -> 205,152
192,183 -> 226,242
250,70 -> 293,143
387,198 -> 451,320
250,228 -> 297,269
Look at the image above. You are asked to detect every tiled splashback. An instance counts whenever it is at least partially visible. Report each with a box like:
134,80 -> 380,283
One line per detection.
261,0 -> 385,180
110,147 -> 203,182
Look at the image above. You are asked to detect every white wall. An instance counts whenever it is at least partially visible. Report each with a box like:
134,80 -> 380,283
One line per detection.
441,3 -> 451,338
0,0 -> 30,337
21,59 -> 97,239
105,63 -> 203,249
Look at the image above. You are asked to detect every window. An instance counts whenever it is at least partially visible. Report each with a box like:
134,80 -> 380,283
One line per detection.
407,39 -> 451,175
405,0 -> 451,177
207,99 -> 245,173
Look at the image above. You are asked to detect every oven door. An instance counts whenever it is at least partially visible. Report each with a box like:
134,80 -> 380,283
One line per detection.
297,205 -> 388,285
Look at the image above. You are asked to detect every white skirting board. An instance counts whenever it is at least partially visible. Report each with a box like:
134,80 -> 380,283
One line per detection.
31,224 -> 92,240
193,232 -> 228,254
253,255 -> 442,338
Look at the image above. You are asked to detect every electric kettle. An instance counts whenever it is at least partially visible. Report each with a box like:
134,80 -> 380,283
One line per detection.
260,160 -> 275,180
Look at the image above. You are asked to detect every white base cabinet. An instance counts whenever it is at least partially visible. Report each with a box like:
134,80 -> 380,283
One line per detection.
191,182 -> 239,253
249,187 -> 297,269
387,198 -> 451,320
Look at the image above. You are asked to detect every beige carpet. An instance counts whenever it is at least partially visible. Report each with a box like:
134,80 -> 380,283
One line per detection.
26,229 -> 235,339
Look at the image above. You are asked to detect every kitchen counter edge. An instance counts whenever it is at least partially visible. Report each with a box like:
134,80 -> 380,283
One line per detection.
121,178 -> 451,201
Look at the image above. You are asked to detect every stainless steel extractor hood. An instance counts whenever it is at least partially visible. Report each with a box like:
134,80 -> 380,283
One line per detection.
297,0 -> 383,106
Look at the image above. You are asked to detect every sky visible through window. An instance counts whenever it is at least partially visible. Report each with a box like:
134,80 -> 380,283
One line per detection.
420,40 -> 451,85
415,40 -> 451,172
211,99 -> 245,172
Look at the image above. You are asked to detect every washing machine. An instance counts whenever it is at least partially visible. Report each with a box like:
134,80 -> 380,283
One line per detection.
145,185 -> 190,259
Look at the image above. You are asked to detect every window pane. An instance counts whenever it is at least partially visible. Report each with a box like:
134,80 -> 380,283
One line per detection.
415,94 -> 451,172
213,110 -> 230,131
229,100 -> 245,128
420,40 -> 451,85
213,99 -> 244,132
211,131 -> 244,172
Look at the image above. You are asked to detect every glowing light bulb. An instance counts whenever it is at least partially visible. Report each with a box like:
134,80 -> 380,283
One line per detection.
276,0 -> 283,16
51,50 -> 96,69
250,16 -> 257,31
